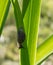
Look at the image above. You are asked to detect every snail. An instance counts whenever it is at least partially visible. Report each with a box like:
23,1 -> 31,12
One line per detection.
17,28 -> 25,49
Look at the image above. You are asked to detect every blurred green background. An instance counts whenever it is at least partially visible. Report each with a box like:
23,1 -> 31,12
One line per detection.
0,0 -> 53,65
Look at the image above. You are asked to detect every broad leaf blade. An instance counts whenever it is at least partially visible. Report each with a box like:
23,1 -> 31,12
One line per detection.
0,0 -> 10,35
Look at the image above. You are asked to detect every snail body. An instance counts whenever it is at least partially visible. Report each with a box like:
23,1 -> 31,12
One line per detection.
17,28 -> 25,48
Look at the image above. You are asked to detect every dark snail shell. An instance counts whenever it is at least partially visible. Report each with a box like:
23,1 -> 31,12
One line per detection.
17,28 -> 25,48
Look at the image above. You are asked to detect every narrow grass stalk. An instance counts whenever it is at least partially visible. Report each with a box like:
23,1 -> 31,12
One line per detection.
11,0 -> 24,28
12,0 -> 30,65
0,0 -> 10,35
22,0 -> 29,18
36,34 -> 53,65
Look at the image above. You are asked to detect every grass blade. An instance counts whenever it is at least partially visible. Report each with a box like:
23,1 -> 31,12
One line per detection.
11,0 -> 24,28
22,0 -> 30,18
0,0 -> 10,35
12,0 -> 30,65
36,34 -> 53,65
24,0 -> 41,65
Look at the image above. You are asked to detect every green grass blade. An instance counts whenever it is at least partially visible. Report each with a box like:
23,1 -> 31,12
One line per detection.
0,0 -> 10,35
22,0 -> 30,18
36,34 -> 53,65
12,0 -> 30,65
11,0 -> 23,28
24,0 -> 41,65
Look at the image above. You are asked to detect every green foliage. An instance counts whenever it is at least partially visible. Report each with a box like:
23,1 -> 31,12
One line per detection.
0,0 -> 53,65
24,0 -> 41,65
12,0 -> 41,65
36,34 -> 53,64
0,0 -> 10,35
